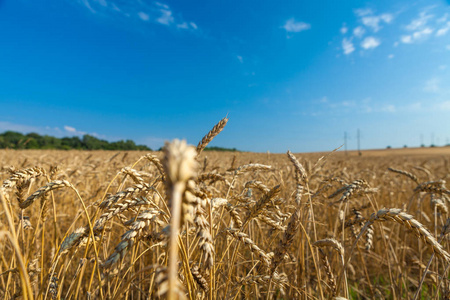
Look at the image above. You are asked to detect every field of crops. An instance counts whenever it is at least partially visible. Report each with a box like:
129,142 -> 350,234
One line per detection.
1,119 -> 450,299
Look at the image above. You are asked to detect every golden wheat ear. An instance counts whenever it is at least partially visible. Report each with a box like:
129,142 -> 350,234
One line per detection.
196,116 -> 228,155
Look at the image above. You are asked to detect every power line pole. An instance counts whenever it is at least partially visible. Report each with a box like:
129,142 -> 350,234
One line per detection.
357,129 -> 361,156
344,131 -> 347,155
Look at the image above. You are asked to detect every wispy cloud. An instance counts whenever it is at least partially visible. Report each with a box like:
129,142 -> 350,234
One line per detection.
189,22 -> 198,30
340,23 -> 348,34
236,55 -> 243,63
313,97 -> 398,115
437,101 -> 450,111
339,7 -> 393,56
354,8 -> 373,17
405,11 -> 434,31
400,27 -> 433,44
436,22 -> 450,36
75,1 -> 199,33
342,38 -> 355,55
282,18 -> 311,33
400,8 -> 437,44
138,12 -> 149,21
361,36 -> 381,49
64,125 -> 87,136
353,26 -> 365,38
63,125 -> 76,133
155,2 -> 174,25
424,77 -> 440,93
361,12 -> 394,32
0,121 -> 100,138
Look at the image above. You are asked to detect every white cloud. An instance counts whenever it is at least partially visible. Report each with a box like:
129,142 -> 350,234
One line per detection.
406,11 -> 434,31
155,2 -> 169,9
177,21 -> 198,30
282,19 -> 311,33
353,26 -> 365,38
439,65 -> 447,70
354,8 -> 373,17
437,13 -> 448,23
64,126 -> 77,133
361,16 -> 381,31
111,3 -> 120,12
0,121 -> 95,137
436,22 -> 450,36
64,125 -> 86,135
438,101 -> 450,111
138,12 -> 149,21
401,27 -> 433,44
237,55 -> 243,63
177,22 -> 188,29
97,0 -> 107,7
76,1 -> 199,33
361,13 -> 393,32
424,77 -> 440,93
81,0 -> 96,13
388,54 -> 394,59
156,8 -> 174,25
380,14 -> 394,23
154,2 -> 197,30
340,24 -> 348,34
190,22 -> 198,30
342,38 -> 355,55
447,45 -> 450,50
413,27 -> 433,38
400,35 -> 413,43
361,36 -> 381,49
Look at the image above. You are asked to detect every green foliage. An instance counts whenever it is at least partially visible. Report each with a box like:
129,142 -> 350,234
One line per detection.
0,131 -> 151,151
204,146 -> 239,152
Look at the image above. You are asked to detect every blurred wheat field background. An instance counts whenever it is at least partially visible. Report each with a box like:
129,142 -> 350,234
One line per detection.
1,119 -> 450,299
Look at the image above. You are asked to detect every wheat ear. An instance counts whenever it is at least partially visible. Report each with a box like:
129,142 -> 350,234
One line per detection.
164,139 -> 198,299
196,117 -> 228,155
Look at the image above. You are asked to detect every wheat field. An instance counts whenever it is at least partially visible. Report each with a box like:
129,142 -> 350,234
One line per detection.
1,119 -> 450,299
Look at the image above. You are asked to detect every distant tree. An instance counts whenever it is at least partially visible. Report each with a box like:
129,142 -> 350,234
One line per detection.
24,138 -> 39,149
0,131 -> 151,151
3,131 -> 25,148
204,146 -> 239,152
386,145 -> 391,149
82,134 -> 102,150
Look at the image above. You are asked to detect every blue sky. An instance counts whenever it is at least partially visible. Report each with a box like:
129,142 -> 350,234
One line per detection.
0,0 -> 449,152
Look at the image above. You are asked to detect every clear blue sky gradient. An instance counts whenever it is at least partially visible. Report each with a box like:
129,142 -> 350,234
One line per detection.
1,0 -> 449,152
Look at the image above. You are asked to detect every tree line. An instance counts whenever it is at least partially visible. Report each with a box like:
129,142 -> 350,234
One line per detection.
0,131 -> 151,151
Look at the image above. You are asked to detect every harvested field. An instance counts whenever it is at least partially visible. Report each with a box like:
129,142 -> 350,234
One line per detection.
1,131 -> 450,299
